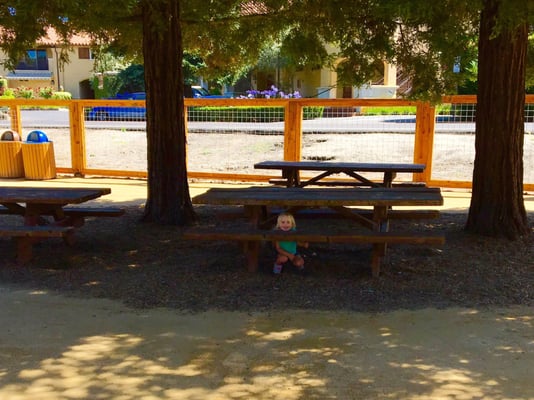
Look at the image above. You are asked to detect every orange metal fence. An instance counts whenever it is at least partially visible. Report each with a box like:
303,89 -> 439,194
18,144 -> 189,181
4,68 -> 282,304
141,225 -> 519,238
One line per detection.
1,95 -> 533,191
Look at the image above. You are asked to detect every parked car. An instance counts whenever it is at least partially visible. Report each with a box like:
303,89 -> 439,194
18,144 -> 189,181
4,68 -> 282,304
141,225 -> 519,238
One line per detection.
86,92 -> 147,121
86,88 -> 231,120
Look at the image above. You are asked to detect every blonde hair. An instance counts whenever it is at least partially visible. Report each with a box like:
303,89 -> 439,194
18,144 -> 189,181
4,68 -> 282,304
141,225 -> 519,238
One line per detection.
275,212 -> 296,229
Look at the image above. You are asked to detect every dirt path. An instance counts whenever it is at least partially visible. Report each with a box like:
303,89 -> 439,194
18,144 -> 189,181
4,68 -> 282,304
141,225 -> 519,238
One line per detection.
1,286 -> 532,400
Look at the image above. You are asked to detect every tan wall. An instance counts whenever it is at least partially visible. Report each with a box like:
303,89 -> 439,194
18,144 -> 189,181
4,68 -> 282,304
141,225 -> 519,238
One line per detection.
49,48 -> 94,98
0,47 -> 94,99
292,69 -> 322,98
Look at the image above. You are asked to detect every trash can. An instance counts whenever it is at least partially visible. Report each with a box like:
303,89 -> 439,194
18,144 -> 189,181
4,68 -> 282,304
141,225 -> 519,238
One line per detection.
21,130 -> 57,180
0,129 -> 24,178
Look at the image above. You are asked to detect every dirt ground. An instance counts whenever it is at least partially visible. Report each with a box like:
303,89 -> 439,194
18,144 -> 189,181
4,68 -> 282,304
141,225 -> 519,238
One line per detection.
1,286 -> 533,400
0,178 -> 533,399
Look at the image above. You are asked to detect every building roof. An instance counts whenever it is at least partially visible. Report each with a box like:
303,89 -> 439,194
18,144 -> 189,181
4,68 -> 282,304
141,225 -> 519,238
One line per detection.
36,28 -> 91,47
240,1 -> 269,15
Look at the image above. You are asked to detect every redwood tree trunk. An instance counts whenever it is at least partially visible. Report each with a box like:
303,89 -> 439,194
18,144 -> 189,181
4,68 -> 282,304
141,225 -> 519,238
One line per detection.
466,0 -> 529,239
141,0 -> 196,225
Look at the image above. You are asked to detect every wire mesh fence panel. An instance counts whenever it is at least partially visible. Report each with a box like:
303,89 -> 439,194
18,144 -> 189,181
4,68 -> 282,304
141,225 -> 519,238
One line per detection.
2,98 -> 534,188
84,128 -> 148,171
432,102 -> 534,182
301,106 -> 417,182
187,131 -> 284,174
524,104 -> 534,183
0,108 -> 9,129
524,134 -> 534,182
186,105 -> 285,174
431,133 -> 475,181
82,105 -> 148,171
432,103 -> 477,181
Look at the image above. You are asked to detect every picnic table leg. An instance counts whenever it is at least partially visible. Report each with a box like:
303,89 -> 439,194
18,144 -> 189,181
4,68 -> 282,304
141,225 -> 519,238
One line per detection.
371,206 -> 390,277
243,240 -> 260,272
371,247 -> 382,278
15,237 -> 33,265
383,171 -> 397,187
282,168 -> 300,187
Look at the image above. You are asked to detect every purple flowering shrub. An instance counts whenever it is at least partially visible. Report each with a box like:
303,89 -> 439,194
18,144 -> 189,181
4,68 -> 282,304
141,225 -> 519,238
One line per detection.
243,85 -> 301,99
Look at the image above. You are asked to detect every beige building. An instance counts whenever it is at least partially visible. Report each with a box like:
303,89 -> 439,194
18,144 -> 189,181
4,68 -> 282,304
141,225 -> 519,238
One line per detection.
0,29 -> 95,99
1,26 -> 399,100
252,43 -> 400,99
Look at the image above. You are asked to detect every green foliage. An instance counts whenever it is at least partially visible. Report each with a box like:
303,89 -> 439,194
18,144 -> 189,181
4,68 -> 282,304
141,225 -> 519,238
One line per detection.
115,64 -> 145,94
0,88 -> 15,99
188,106 -> 323,122
38,86 -> 55,99
183,53 -> 206,85
51,91 -> 72,100
525,33 -> 534,87
90,75 -> 121,99
1,0 -> 533,102
14,87 -> 34,99
360,106 -> 416,115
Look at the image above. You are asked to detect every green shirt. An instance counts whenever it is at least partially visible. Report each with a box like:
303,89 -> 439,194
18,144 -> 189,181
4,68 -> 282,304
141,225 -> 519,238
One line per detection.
278,228 -> 297,254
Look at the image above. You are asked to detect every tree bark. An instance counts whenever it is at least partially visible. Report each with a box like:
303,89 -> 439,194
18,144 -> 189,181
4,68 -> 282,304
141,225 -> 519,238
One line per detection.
140,0 -> 196,225
466,0 -> 529,239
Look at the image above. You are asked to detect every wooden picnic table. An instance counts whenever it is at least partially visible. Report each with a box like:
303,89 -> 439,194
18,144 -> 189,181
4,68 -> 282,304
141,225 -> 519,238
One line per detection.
0,186 -> 124,264
254,160 -> 426,188
187,186 -> 444,277
0,186 -> 113,224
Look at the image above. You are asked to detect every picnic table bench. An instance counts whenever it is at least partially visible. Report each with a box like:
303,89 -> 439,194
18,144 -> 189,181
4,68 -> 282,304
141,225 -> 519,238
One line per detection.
0,205 -> 125,226
0,186 -> 124,264
0,225 -> 75,264
184,186 -> 445,277
254,161 -> 426,188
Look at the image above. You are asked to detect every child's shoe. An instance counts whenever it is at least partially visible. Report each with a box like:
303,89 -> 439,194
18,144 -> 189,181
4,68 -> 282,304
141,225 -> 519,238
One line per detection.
273,264 -> 283,274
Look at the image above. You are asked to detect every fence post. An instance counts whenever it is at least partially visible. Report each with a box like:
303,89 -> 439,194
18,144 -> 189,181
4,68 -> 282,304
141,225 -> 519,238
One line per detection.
413,101 -> 436,184
69,101 -> 87,176
9,105 -> 21,133
284,100 -> 302,161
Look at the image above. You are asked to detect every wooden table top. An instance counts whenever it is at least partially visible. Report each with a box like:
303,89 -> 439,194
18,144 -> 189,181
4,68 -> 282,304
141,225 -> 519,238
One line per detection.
0,187 -> 111,204
193,187 -> 443,207
254,161 -> 426,173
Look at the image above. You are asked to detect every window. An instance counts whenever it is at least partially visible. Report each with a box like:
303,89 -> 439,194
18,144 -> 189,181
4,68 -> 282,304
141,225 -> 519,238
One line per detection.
78,48 -> 93,60
15,49 -> 48,70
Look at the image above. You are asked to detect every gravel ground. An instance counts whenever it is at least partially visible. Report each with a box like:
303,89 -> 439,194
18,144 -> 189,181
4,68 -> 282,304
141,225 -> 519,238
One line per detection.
0,205 -> 533,313
1,123 -> 534,312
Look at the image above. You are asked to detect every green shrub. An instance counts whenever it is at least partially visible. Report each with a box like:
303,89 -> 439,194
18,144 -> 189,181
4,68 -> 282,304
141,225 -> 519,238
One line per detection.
0,78 -> 7,95
360,106 -> 417,115
15,87 -> 35,99
51,91 -> 72,100
38,86 -> 55,99
0,88 -> 15,98
188,106 -> 323,122
304,107 -> 324,119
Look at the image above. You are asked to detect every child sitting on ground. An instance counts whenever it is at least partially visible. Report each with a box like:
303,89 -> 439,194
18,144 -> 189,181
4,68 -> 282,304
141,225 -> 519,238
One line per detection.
273,212 -> 308,274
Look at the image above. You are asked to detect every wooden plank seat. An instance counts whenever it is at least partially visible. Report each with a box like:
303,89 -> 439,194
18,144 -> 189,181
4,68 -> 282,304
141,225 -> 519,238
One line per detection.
183,227 -> 445,277
0,225 -> 75,265
0,205 -> 125,218
216,208 -> 441,222
268,178 -> 426,188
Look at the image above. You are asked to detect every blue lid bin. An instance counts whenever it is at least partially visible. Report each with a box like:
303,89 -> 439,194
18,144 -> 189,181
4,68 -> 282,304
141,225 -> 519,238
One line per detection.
21,130 -> 57,180
26,130 -> 49,143
0,129 -> 24,178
